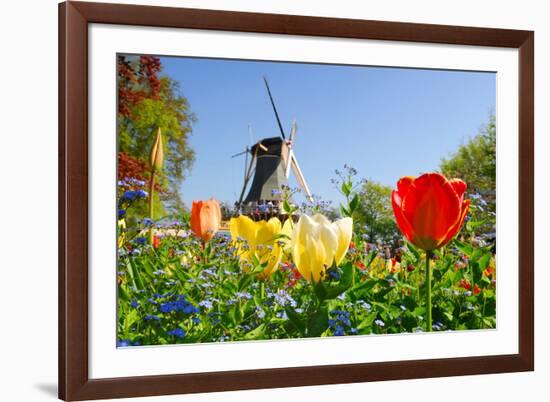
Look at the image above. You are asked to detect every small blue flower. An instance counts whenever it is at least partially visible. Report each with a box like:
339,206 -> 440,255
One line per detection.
327,269 -> 340,280
130,299 -> 139,308
118,209 -> 126,219
256,306 -> 266,319
199,299 -> 214,310
120,190 -> 136,202
166,328 -> 186,339
117,339 -> 131,347
136,189 -> 148,198
276,310 -> 288,320
160,302 -> 174,313
235,291 -> 253,300
141,218 -> 154,227
192,316 -> 201,325
134,237 -> 147,246
374,319 -> 385,327
144,315 -> 160,322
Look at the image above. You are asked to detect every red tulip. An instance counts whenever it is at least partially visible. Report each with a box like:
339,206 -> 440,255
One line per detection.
153,235 -> 160,250
392,173 -> 470,251
190,199 -> 222,243
473,284 -> 481,295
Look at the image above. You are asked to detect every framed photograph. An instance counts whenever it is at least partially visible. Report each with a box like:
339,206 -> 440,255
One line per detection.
59,1 -> 534,400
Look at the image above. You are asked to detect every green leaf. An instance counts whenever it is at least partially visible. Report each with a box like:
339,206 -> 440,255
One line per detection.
243,324 -> 266,340
405,242 -> 421,261
238,274 -> 255,291
357,311 -> 378,330
307,307 -> 329,337
340,205 -> 350,218
478,253 -> 491,271
341,181 -> 352,197
123,309 -> 139,335
285,308 -> 306,335
351,278 -> 378,296
349,194 -> 360,213
128,258 -> 145,290
454,239 -> 474,257
230,304 -> 243,325
315,263 -> 354,300
339,261 -> 354,287
466,220 -> 485,232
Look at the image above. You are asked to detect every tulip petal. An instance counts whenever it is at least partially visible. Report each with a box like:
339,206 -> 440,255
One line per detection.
256,218 -> 282,245
309,235 -> 327,283
392,190 -> 415,243
190,201 -> 203,238
439,199 -> 470,247
396,176 -> 415,198
200,200 -> 219,241
402,173 -> 461,250
230,215 -> 257,248
280,218 -> 293,251
448,178 -> 467,198
313,214 -> 339,267
297,235 -> 312,281
334,217 -> 353,265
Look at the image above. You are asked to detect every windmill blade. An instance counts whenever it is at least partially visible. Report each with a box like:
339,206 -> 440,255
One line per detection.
237,148 -> 258,206
284,149 -> 293,178
263,76 -> 286,140
231,149 -> 248,158
248,124 -> 254,146
289,119 -> 297,143
290,153 -> 313,202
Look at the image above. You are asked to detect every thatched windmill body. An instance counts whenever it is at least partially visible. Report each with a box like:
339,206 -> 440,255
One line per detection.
233,77 -> 313,218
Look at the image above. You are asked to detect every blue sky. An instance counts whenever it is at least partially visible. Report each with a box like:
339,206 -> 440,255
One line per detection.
160,56 -> 495,208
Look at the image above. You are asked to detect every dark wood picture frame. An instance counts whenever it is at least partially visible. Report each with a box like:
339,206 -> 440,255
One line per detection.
59,1 -> 534,400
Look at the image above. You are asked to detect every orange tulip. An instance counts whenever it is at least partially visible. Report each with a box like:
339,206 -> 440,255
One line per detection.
392,173 -> 470,251
190,199 -> 222,243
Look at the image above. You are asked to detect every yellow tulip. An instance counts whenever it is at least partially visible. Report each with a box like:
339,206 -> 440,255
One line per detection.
291,214 -> 353,283
117,218 -> 126,248
230,215 -> 287,278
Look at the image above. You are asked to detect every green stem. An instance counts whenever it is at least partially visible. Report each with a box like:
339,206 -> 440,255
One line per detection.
425,251 -> 432,332
148,171 -> 155,245
202,241 -> 208,265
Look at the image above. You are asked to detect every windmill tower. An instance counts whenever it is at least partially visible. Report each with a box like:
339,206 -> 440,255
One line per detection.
234,77 -> 313,217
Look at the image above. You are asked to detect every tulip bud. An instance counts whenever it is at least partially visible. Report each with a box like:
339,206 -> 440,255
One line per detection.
149,127 -> 164,172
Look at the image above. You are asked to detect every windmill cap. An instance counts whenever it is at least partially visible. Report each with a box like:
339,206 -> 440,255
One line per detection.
251,137 -> 285,154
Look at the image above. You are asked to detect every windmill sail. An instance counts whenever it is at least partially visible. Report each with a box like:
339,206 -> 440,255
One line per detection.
290,153 -> 313,202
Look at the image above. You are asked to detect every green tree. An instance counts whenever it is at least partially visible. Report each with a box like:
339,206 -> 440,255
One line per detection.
356,180 -> 399,243
440,114 -> 496,237
118,55 -> 196,216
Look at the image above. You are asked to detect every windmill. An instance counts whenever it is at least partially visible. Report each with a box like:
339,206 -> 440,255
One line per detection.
233,76 -> 313,217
